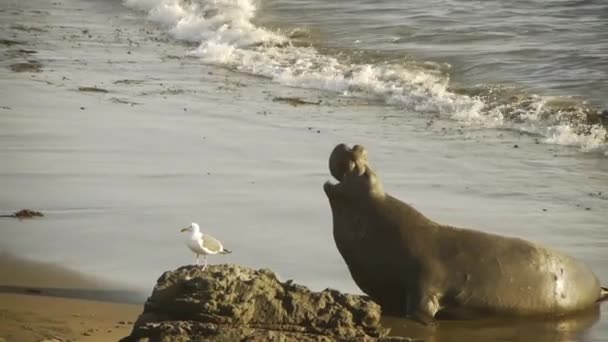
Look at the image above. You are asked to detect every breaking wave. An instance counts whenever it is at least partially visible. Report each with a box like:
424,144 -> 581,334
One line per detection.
123,0 -> 607,154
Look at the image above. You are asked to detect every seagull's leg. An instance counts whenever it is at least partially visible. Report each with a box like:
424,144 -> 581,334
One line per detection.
202,255 -> 208,271
196,254 -> 199,266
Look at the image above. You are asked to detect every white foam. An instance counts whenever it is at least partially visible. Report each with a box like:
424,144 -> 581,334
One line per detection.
123,0 -> 606,153
545,124 -> 608,151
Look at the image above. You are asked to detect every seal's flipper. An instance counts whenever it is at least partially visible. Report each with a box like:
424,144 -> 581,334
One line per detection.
406,289 -> 440,326
599,287 -> 608,302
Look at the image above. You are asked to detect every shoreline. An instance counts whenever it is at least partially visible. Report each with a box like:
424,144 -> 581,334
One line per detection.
0,253 -> 142,342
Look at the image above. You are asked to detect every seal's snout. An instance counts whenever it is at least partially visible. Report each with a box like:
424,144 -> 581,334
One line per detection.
328,143 -> 369,183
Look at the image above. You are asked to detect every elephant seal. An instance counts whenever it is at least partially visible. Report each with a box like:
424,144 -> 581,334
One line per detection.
323,143 -> 607,325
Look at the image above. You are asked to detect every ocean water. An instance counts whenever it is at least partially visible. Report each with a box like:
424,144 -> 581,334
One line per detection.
124,0 -> 608,154
0,0 -> 607,341
260,0 -> 608,107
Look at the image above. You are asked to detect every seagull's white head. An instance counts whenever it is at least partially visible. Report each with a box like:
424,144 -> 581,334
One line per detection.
180,222 -> 200,233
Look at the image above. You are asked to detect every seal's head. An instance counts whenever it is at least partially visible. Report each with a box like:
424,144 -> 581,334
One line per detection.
328,143 -> 367,181
324,143 -> 384,199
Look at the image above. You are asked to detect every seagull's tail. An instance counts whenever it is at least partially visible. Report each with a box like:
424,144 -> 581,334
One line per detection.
599,287 -> 608,303
221,248 -> 232,254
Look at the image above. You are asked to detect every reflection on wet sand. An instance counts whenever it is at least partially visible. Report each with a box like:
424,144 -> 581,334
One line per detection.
0,285 -> 145,304
382,306 -> 601,342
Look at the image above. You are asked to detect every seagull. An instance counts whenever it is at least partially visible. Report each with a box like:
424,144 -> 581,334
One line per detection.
180,222 -> 231,270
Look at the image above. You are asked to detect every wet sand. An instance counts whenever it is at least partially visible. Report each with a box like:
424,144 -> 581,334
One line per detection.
0,254 -> 141,342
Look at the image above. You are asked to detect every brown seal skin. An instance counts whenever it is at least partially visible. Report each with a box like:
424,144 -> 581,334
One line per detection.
324,143 -> 607,325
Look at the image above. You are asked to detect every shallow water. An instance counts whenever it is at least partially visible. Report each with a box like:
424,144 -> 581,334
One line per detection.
0,0 -> 607,341
259,0 -> 608,108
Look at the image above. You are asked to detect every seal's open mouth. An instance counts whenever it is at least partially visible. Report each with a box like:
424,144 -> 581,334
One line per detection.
325,161 -> 364,187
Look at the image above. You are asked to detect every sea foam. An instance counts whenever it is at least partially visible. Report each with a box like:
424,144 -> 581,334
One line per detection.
123,0 -> 606,154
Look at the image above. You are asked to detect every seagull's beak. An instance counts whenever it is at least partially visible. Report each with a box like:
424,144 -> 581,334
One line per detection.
180,227 -> 189,233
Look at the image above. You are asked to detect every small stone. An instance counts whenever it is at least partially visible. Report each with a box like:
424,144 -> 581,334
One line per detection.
513,144 -> 519,148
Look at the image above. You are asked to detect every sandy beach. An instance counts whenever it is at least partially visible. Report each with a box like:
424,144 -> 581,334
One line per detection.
0,0 -> 606,341
0,254 -> 140,342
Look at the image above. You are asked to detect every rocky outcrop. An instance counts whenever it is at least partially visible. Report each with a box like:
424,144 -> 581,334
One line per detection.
121,264 -> 405,341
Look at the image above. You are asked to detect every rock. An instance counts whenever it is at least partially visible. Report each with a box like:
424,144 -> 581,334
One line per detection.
121,264 -> 403,341
15,209 -> 43,218
0,208 -> 44,218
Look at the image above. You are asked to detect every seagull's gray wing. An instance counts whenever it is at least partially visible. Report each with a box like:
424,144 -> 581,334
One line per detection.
202,234 -> 223,253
